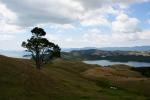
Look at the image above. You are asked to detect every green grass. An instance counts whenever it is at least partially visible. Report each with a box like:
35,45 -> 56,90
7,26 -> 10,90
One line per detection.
0,55 -> 149,100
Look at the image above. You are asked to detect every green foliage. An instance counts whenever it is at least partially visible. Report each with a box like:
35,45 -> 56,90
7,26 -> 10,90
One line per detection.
31,27 -> 46,36
131,67 -> 150,77
22,27 -> 61,69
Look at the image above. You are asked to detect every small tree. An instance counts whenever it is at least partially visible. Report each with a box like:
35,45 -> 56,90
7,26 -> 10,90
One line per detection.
22,27 -> 61,69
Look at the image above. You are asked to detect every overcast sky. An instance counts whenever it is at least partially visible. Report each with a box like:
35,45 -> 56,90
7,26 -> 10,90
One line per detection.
0,0 -> 150,50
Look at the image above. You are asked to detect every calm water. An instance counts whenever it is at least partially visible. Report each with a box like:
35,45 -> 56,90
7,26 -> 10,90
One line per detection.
83,60 -> 150,67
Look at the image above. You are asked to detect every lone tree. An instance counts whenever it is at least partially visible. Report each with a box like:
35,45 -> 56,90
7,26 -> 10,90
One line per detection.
22,27 -> 61,69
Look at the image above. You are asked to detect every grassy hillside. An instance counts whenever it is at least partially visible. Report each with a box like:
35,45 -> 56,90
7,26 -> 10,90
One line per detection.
0,55 -> 150,100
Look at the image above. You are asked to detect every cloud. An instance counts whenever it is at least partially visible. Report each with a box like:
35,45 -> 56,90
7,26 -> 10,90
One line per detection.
0,0 -> 149,28
79,6 -> 117,26
0,2 -> 17,23
0,2 -> 20,33
46,34 -> 87,48
82,30 -> 141,47
0,0 -> 115,28
0,0 -> 150,50
0,0 -> 114,29
49,24 -> 75,30
81,20 -> 150,47
112,13 -> 140,33
80,16 -> 110,26
0,0 -> 83,27
81,12 -> 146,47
1,0 -> 141,28
138,29 -> 150,40
0,34 -> 14,41
148,19 -> 150,24
76,0 -> 149,9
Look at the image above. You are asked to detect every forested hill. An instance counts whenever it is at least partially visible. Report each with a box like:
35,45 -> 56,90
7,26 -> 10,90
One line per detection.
62,49 -> 150,62
62,46 -> 150,52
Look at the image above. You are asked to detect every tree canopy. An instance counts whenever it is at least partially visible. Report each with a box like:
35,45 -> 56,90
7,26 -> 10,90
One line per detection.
22,27 -> 61,69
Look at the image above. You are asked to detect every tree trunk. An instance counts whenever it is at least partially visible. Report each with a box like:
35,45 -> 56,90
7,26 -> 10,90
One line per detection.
36,49 -> 41,70
36,59 -> 41,70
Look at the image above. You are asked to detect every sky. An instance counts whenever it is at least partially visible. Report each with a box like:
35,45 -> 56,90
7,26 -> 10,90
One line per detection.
0,0 -> 150,50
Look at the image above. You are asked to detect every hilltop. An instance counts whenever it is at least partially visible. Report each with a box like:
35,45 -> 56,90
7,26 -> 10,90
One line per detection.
0,55 -> 150,100
1,45 -> 150,58
62,46 -> 150,52
62,49 -> 150,62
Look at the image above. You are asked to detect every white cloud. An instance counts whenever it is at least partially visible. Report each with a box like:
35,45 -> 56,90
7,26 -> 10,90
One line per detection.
65,38 -> 73,42
49,24 -> 75,30
79,6 -> 119,26
0,21 -> 22,34
0,0 -> 148,28
0,0 -> 136,28
138,29 -> 150,40
80,12 -> 144,47
0,0 -> 118,28
0,2 -> 21,33
80,16 -> 110,26
112,13 -> 140,33
0,2 -> 25,50
0,0 -> 83,27
0,34 -> 14,41
81,21 -> 150,47
0,0 -> 149,50
46,34 -> 87,48
0,2 -> 17,23
148,19 -> 150,24
82,31 -> 140,47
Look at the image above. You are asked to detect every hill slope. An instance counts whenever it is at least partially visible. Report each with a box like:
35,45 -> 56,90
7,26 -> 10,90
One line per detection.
0,55 -> 150,100
62,49 -> 150,62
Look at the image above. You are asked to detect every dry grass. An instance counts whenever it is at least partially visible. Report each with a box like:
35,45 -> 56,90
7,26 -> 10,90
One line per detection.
0,55 -> 149,100
82,64 -> 150,97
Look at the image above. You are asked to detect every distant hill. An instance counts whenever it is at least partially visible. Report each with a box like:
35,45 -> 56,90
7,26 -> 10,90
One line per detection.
1,46 -> 150,58
0,50 -> 24,58
62,47 -> 97,52
0,50 -> 31,58
100,46 -> 150,51
63,46 -> 150,52
62,49 -> 150,62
